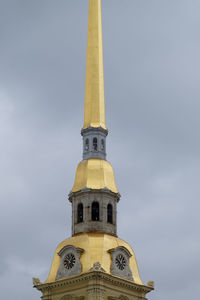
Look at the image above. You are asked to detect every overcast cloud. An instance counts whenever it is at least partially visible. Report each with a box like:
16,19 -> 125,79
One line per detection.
0,1 -> 200,300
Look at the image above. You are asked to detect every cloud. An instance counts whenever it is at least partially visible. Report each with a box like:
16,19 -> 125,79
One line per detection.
1,1 -> 200,300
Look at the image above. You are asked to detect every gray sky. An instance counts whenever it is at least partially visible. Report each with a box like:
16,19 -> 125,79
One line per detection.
1,1 -> 200,299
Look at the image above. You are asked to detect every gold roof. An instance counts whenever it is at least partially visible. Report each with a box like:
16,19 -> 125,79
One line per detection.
83,0 -> 107,130
45,233 -> 144,285
71,159 -> 118,193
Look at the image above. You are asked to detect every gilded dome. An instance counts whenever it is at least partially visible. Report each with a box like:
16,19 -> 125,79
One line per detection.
71,159 -> 118,194
45,233 -> 144,285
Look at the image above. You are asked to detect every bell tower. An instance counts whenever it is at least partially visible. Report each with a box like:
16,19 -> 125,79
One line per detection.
33,1 -> 154,299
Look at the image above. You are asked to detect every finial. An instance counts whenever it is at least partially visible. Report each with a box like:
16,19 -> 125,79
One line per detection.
147,281 -> 155,288
32,277 -> 42,286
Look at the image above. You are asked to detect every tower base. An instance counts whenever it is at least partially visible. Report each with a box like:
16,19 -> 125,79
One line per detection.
34,265 -> 153,300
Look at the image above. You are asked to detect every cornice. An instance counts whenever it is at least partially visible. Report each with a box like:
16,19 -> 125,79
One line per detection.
68,188 -> 121,202
81,126 -> 108,136
34,271 -> 153,294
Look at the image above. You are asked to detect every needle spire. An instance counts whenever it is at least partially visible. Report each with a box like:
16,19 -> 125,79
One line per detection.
83,0 -> 106,130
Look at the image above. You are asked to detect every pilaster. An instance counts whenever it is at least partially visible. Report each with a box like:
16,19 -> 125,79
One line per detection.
87,286 -> 105,300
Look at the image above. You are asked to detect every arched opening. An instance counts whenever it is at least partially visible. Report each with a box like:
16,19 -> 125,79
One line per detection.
92,202 -> 99,221
85,138 -> 89,151
93,137 -> 98,151
77,203 -> 83,223
107,204 -> 113,224
101,139 -> 105,151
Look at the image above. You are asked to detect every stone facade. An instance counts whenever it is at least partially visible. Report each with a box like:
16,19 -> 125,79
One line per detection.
69,189 -> 119,236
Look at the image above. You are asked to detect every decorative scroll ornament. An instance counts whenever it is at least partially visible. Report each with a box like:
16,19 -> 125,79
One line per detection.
89,262 -> 106,272
32,278 -> 42,286
147,280 -> 155,288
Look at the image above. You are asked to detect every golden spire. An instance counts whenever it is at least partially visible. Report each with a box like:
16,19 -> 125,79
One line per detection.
72,0 -> 118,195
83,0 -> 107,130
